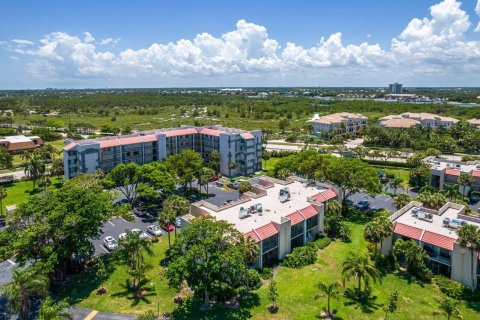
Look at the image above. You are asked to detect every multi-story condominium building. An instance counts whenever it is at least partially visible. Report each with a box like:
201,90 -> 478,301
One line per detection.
388,82 -> 403,94
424,157 -> 480,194
310,112 -> 368,136
381,201 -> 480,289
467,119 -> 480,130
0,135 -> 43,153
379,113 -> 459,129
181,176 -> 341,269
63,125 -> 262,179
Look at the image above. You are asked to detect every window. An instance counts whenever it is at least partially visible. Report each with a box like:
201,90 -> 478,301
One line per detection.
133,151 -> 139,156
306,215 -> 318,230
262,234 -> 279,253
291,223 -> 304,239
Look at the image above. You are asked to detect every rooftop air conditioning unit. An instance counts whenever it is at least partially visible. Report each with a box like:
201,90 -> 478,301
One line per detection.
239,207 -> 249,219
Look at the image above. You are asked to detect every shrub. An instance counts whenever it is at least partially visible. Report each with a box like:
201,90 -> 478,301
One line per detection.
137,310 -> 157,320
245,269 -> 262,291
30,128 -> 62,141
434,275 -> 476,300
260,267 -> 273,280
307,235 -> 332,250
151,237 -> 160,243
0,127 -> 16,136
339,222 -> 352,242
282,246 -> 317,268
374,253 -> 396,272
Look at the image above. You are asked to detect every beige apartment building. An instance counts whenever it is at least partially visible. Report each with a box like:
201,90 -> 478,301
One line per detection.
180,176 -> 341,269
310,112 -> 368,136
381,201 -> 480,289
379,112 -> 459,129
467,119 -> 480,130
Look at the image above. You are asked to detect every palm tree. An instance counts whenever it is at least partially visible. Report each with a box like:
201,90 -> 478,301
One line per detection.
228,161 -> 237,177
209,150 -> 221,174
341,253 -> 379,293
3,267 -> 49,320
364,222 -> 383,255
442,184 -> 461,202
394,193 -> 411,209
435,296 -> 462,320
315,281 -> 342,317
457,224 -> 480,288
163,195 -> 189,238
238,181 -> 253,198
24,155 -> 46,191
457,173 -> 473,197
388,177 -> 403,196
119,230 -> 153,288
50,158 -> 64,185
241,236 -> 260,265
0,186 -> 7,216
328,199 -> 342,216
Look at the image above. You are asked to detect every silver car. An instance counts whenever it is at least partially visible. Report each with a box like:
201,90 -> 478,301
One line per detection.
132,228 -> 149,239
103,236 -> 118,251
146,225 -> 163,237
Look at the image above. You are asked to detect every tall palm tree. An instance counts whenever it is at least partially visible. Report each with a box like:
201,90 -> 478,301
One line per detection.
50,158 -> 65,185
0,186 -> 7,216
24,155 -> 46,191
435,296 -> 462,320
342,253 -> 379,293
364,221 -> 383,255
315,281 -> 342,317
241,236 -> 260,265
119,230 -> 153,288
388,177 -> 403,196
457,173 -> 473,197
210,150 -> 221,174
457,224 -> 480,288
163,195 -> 189,238
228,161 -> 237,177
394,193 -> 411,209
3,267 -> 49,320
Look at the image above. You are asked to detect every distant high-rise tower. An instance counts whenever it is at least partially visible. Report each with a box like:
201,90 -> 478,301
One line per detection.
389,83 -> 403,94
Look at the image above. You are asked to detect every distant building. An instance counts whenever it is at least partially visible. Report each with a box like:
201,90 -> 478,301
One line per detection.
0,135 -> 44,153
389,83 -> 403,94
381,201 -> 479,289
467,119 -> 480,130
424,157 -> 480,194
310,112 -> 368,136
379,113 -> 458,129
182,176 -> 341,268
63,125 -> 262,179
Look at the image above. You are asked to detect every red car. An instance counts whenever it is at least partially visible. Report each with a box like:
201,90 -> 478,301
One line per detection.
163,224 -> 175,232
208,175 -> 221,182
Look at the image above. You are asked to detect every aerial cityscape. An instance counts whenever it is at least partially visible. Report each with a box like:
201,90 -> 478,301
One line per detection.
1,0 -> 480,319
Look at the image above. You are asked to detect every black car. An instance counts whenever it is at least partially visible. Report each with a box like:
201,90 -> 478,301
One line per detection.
469,195 -> 479,204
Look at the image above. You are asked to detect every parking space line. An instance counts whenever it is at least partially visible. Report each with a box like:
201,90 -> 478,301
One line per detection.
84,310 -> 98,320
7,259 -> 16,266
99,245 -> 109,253
375,195 -> 382,199
120,218 -> 129,223
108,221 -> 115,227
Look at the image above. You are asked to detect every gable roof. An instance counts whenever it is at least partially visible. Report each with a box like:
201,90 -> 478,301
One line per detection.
286,211 -> 305,226
244,230 -> 260,243
164,128 -> 198,137
445,169 -> 461,176
313,189 -> 337,203
299,205 -> 318,219
255,223 -> 279,240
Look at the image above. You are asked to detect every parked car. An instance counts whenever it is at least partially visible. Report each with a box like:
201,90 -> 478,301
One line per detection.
175,216 -> 182,228
162,224 -> 175,232
134,208 -> 149,217
0,217 -> 5,228
146,225 -> 163,237
232,180 -> 245,190
132,228 -> 149,239
379,176 -> 389,184
224,199 -> 234,205
355,200 -> 370,210
118,233 -> 127,241
208,175 -> 221,182
103,236 -> 118,251
469,195 -> 479,204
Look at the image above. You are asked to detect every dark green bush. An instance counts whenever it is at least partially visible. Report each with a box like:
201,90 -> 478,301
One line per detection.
245,269 -> 262,290
339,222 -> 352,242
282,246 -> 317,268
31,128 -> 62,141
307,235 -> 332,250
374,253 -> 396,272
433,275 -> 478,301
0,127 -> 16,136
260,267 -> 273,280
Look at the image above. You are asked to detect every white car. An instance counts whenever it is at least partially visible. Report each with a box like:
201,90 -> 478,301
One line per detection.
132,228 -> 149,239
146,225 -> 163,237
103,236 -> 118,251
118,232 -> 127,241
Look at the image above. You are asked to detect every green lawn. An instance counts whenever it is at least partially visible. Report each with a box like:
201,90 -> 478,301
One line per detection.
1,178 -> 62,215
45,139 -> 66,150
372,165 -> 411,190
55,222 -> 480,319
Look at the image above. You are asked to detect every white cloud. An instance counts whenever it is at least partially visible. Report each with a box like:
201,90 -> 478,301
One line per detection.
475,0 -> 480,32
11,39 -> 34,46
100,38 -> 121,45
10,56 -> 19,60
3,0 -> 480,85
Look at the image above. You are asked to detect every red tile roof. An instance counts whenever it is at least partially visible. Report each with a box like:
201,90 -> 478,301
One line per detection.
286,211 -> 304,226
299,205 -> 318,219
99,139 -> 120,148
244,230 -> 260,243
445,169 -> 461,176
421,231 -> 455,251
313,189 -> 337,203
118,136 -> 144,145
63,142 -> 76,151
241,132 -> 254,139
200,128 -> 223,137
164,128 -> 198,137
471,170 -> 480,178
255,223 -> 278,240
142,135 -> 158,142
393,222 -> 423,240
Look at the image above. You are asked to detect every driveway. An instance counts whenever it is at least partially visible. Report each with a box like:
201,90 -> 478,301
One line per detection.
71,307 -> 136,320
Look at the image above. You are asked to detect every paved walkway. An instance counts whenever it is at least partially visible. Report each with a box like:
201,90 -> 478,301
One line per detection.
71,307 -> 137,320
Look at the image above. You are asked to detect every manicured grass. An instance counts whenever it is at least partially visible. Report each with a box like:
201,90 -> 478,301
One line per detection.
45,139 -> 66,150
372,165 -> 411,190
263,157 -> 281,171
56,221 -> 480,319
1,178 -> 62,215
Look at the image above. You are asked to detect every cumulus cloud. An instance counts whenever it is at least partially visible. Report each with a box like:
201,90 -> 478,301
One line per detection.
100,38 -> 121,45
3,0 -> 480,84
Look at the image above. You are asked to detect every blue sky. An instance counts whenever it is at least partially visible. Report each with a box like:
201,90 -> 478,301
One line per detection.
1,0 -> 480,88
